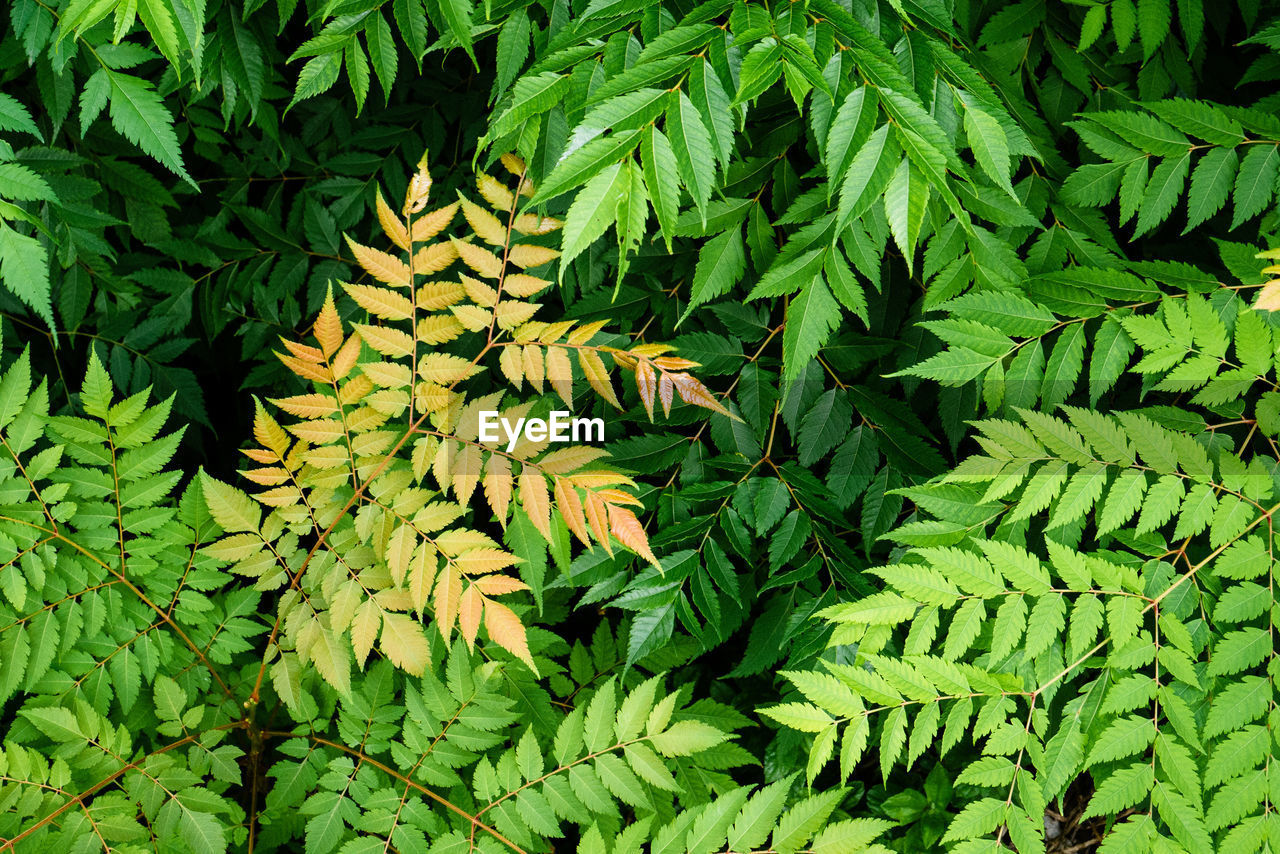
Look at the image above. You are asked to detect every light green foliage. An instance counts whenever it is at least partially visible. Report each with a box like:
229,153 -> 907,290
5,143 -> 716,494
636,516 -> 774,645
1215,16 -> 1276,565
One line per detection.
768,264 -> 1280,852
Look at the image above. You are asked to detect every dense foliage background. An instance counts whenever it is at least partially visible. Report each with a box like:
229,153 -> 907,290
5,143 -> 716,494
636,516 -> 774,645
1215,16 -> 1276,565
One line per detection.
5,0 -> 1280,850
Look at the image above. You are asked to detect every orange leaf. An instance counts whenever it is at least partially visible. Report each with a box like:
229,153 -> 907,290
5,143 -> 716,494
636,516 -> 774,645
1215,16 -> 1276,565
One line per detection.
584,491 -> 612,554
636,359 -> 656,421
434,564 -> 460,639
546,346 -> 573,406
472,574 -> 529,595
276,352 -> 331,383
483,599 -> 536,671
272,393 -> 339,418
658,372 -> 674,416
315,288 -> 344,358
554,477 -> 591,547
477,172 -> 516,212
459,194 -> 508,246
458,585 -> 483,648
670,373 -> 734,418
607,505 -> 660,568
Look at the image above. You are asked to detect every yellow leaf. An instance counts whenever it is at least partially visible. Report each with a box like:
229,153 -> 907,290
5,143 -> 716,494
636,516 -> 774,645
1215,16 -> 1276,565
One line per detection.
304,445 -> 349,469
418,353 -> 481,384
355,324 -> 415,357
338,375 -> 374,409
567,320 -> 609,345
546,346 -> 573,406
404,159 -> 433,215
377,188 -> 410,250
412,501 -> 464,532
366,388 -> 410,415
331,580 -> 362,632
508,244 -> 560,269
417,314 -> 464,344
434,564 -> 460,638
459,194 -> 508,246
513,213 -> 561,236
497,301 -> 539,330
344,283 -> 414,320
309,627 -> 351,696
608,504 -> 659,567
276,351 -> 331,383
484,599 -> 536,671
253,400 -> 290,457
458,585 -> 483,648
500,153 -> 528,180
346,236 -> 412,287
451,304 -> 492,332
554,477 -> 591,547
386,524 -> 417,586
451,237 -> 504,278
503,273 -> 551,297
380,611 -> 430,676
351,599 -> 381,668
417,280 -> 466,309
361,361 -> 412,388
499,345 -> 524,389
434,529 -> 499,555
332,336 -> 362,380
453,442 -> 482,506
408,543 -> 437,615
473,574 -> 528,595
257,485 -> 303,507
408,201 -> 458,242
412,241 -> 458,274
315,287 -> 344,358
579,350 -> 621,408
484,452 -> 513,522
477,172 -> 515,212
272,393 -> 339,418
457,547 -> 520,575
461,273 -> 499,307
519,470 -> 552,539
286,418 -> 345,444
538,320 -> 575,343
1254,279 -> 1280,311
523,345 -> 545,392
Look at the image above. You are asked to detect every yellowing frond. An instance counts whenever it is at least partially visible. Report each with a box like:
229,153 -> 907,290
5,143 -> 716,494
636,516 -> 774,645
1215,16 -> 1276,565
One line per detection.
508,244 -> 560,268
376,188 -> 410,250
345,283 -> 414,320
451,238 -> 504,278
345,236 -> 412,287
459,194 -> 508,246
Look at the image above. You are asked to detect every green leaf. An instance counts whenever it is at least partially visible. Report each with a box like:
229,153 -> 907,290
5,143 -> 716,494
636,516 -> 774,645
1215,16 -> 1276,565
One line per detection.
666,91 -> 715,221
1231,143 -> 1279,229
561,162 -> 627,271
0,92 -> 43,139
964,104 -> 1013,195
836,125 -> 900,230
781,276 -> 841,383
680,226 -> 745,324
107,72 -> 193,184
0,223 -> 53,327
